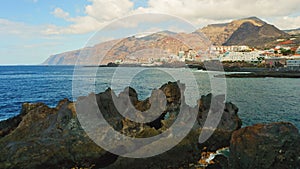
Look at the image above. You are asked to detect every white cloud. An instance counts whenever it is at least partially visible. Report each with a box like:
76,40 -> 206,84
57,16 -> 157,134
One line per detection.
0,18 -> 66,40
0,19 -> 40,37
147,0 -> 300,20
270,16 -> 300,30
45,0 -> 300,35
49,7 -> 104,34
0,18 -> 80,64
52,8 -> 70,20
43,16 -> 104,35
104,13 -> 180,30
85,0 -> 134,21
45,0 -> 135,35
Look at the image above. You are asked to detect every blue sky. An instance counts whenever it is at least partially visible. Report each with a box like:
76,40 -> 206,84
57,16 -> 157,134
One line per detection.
1,0 -> 300,65
1,0 -> 86,25
0,0 -> 91,64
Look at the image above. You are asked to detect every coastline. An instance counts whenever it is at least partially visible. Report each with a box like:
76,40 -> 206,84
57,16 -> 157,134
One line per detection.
83,62 -> 300,78
0,81 -> 299,168
221,71 -> 300,78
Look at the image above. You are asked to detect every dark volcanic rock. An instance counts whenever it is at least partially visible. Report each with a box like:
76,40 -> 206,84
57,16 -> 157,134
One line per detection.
206,155 -> 229,169
0,81 -> 242,169
0,99 -> 110,169
229,122 -> 300,169
197,94 -> 242,151
0,103 -> 32,137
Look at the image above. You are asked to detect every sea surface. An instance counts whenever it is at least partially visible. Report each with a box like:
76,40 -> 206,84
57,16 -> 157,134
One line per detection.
0,66 -> 299,129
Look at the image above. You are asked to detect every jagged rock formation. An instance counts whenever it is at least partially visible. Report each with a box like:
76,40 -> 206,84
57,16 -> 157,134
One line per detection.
1,81 -> 299,169
229,122 -> 300,169
0,81 -> 241,169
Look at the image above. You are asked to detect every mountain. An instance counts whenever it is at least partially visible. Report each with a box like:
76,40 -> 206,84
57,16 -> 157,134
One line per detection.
224,21 -> 289,47
43,17 -> 290,65
43,31 -> 210,65
284,28 -> 300,35
198,17 -> 289,47
42,40 -> 119,65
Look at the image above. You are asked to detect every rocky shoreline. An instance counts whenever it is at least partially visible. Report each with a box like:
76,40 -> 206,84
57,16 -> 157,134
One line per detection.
84,61 -> 186,68
0,81 -> 299,169
85,62 -> 300,79
221,71 -> 300,78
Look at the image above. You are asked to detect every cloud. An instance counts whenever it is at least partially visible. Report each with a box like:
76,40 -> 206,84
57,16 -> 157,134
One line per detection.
147,0 -> 300,20
0,18 -> 78,64
270,16 -> 300,30
43,16 -> 103,35
52,8 -> 70,20
45,0 -> 300,35
45,0 -> 135,35
85,0 -> 134,21
103,13 -> 183,30
0,18 -> 67,42
0,19 -> 41,37
48,7 -> 104,34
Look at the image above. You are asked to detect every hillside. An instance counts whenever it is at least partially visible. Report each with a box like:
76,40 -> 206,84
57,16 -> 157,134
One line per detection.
43,17 -> 291,65
43,40 -> 121,65
43,32 -> 209,65
198,17 -> 289,47
224,22 -> 289,48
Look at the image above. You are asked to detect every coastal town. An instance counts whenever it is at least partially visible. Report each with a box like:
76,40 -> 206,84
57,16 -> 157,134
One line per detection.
112,41 -> 300,71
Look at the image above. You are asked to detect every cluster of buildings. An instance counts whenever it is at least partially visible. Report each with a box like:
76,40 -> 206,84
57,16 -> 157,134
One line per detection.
219,51 -> 261,62
209,42 -> 300,70
113,38 -> 300,70
178,49 -> 199,61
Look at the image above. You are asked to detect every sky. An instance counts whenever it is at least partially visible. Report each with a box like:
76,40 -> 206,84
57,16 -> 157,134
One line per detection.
1,0 -> 300,65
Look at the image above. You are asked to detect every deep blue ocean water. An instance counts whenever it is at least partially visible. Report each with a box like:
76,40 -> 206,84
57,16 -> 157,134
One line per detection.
0,66 -> 299,129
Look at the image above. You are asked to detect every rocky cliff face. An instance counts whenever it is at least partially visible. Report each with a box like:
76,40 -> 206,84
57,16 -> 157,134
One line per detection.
0,81 -> 241,169
42,40 -> 119,65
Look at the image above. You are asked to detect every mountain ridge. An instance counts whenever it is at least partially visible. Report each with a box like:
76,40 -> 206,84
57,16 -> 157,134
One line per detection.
284,28 -> 300,35
43,17 -> 291,65
198,17 -> 288,46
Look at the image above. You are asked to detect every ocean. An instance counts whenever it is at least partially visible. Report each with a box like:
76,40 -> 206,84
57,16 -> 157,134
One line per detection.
0,66 -> 299,129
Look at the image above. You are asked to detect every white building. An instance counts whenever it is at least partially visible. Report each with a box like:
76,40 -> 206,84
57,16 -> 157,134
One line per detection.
178,51 -> 185,58
286,60 -> 300,70
212,45 -> 251,53
219,51 -> 261,62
